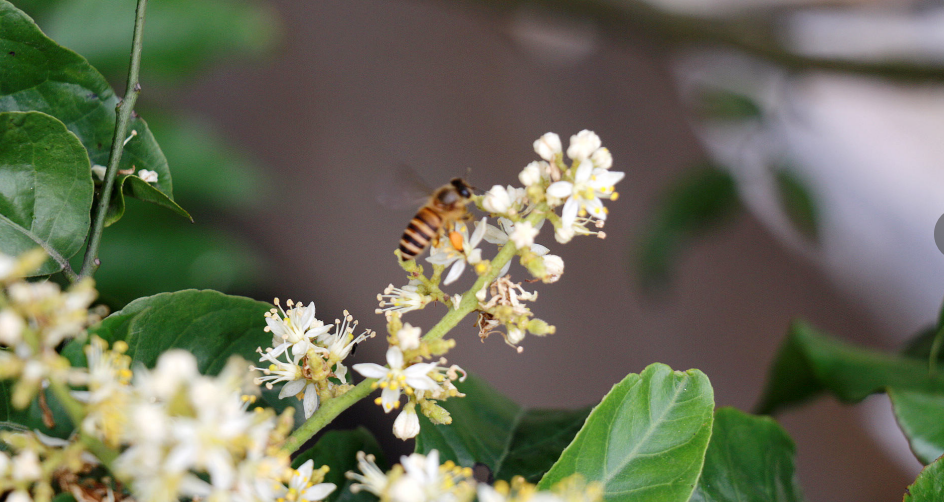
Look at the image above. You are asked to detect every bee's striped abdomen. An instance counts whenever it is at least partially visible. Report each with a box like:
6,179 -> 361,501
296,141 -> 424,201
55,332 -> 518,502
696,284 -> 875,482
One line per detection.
399,207 -> 442,260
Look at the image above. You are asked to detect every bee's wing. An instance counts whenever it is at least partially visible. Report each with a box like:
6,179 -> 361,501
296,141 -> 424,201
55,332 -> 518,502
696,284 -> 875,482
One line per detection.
375,164 -> 433,210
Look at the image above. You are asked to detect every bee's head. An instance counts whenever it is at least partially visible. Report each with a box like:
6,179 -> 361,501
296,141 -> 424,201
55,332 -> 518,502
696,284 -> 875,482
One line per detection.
450,178 -> 474,199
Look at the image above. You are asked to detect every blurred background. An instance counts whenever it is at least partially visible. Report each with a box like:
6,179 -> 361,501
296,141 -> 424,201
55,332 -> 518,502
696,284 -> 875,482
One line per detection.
16,0 -> 944,499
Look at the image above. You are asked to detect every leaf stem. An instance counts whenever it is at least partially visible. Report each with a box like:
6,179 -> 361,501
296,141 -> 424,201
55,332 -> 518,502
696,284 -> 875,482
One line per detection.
0,214 -> 76,281
281,207 -> 549,452
79,0 -> 149,279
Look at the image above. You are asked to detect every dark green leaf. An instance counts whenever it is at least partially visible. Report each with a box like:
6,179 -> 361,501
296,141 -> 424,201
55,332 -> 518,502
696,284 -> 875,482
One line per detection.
104,175 -> 191,226
637,165 -> 740,290
537,363 -> 714,502
755,320 -> 944,415
0,382 -> 74,438
904,455 -> 944,501
690,88 -> 763,121
94,200 -> 261,308
67,290 -> 297,418
415,374 -> 590,484
889,389 -> 944,465
39,0 -> 280,81
293,428 -> 386,502
0,111 -> 92,274
690,407 -> 804,502
0,0 -> 174,217
774,169 -> 818,242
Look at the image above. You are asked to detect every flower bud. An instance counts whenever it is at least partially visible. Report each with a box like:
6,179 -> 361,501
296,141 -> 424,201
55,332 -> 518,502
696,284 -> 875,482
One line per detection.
555,225 -> 575,244
533,132 -> 562,161
482,185 -> 513,215
507,327 -> 525,344
591,147 -> 612,169
541,254 -> 564,283
393,404 -> 421,440
519,161 -> 544,187
420,400 -> 452,425
567,130 -> 602,160
527,319 -> 555,336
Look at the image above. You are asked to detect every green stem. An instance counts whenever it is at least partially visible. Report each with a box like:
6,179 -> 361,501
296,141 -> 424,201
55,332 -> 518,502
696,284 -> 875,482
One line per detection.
47,380 -> 119,466
79,0 -> 149,279
281,208 -> 550,452
282,378 -> 375,453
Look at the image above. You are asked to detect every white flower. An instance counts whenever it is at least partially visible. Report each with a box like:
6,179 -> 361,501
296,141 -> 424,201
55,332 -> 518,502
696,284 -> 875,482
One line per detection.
251,347 -> 319,416
0,309 -> 24,346
506,327 -> 526,345
137,169 -> 159,184
91,164 -> 107,181
265,299 -> 331,359
509,221 -> 539,249
7,491 -> 31,502
591,147 -> 612,169
546,163 -> 624,228
566,130 -> 602,161
482,185 -> 526,216
353,346 -> 437,412
484,218 -> 547,277
11,450 -> 41,482
377,281 -> 431,316
542,254 -> 564,283
519,161 -> 546,187
397,323 -> 422,351
275,460 -> 336,502
393,405 -> 421,440
426,219 -> 487,286
347,452 -> 389,497
533,132 -> 562,161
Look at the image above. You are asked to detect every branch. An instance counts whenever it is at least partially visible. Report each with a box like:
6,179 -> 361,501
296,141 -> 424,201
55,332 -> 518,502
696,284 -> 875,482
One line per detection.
79,0 -> 149,279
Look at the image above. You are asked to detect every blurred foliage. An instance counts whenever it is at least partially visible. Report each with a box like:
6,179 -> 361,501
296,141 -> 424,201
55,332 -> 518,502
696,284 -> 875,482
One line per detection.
8,0 -> 278,307
636,164 -> 741,290
13,0 -> 280,82
690,88 -> 762,121
774,168 -> 819,243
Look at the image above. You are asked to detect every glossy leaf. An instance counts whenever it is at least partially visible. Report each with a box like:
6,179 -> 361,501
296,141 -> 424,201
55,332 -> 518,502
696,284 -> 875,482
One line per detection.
293,428 -> 386,502
0,382 -> 73,439
0,111 -> 92,274
690,407 -> 804,502
104,175 -> 191,227
774,169 -> 818,243
904,455 -> 944,501
38,0 -> 280,81
756,320 -> 944,415
889,388 -> 944,465
0,0 -> 175,217
415,374 -> 591,484
538,363 -> 714,502
636,165 -> 740,290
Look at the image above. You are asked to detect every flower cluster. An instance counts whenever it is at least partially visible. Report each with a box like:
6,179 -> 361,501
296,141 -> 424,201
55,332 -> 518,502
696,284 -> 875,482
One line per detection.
379,130 -> 621,351
252,299 -> 375,418
347,450 -> 601,502
0,430 -> 95,502
0,250 -> 100,410
354,318 -> 466,440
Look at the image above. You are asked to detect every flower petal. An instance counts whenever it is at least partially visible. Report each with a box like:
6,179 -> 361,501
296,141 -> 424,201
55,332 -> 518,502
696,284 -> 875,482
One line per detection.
304,383 -> 319,418
352,363 -> 389,379
279,378 -> 307,399
302,483 -> 337,502
386,346 -> 404,370
546,181 -> 573,198
443,260 -> 466,285
561,197 -> 579,228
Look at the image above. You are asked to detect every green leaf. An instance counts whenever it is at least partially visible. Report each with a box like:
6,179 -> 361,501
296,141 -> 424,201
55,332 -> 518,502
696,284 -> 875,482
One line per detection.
905,455 -> 944,501
293,428 -> 386,502
87,290 -> 269,374
0,0 -> 175,217
690,88 -> 763,121
637,165 -> 740,290
889,389 -> 944,465
774,169 -> 818,243
94,199 -> 263,308
415,374 -> 591,484
65,290 -> 298,419
104,175 -> 191,227
755,320 -> 944,415
0,382 -> 74,439
0,111 -> 92,275
38,0 -> 280,81
537,363 -> 714,502
690,407 -> 804,502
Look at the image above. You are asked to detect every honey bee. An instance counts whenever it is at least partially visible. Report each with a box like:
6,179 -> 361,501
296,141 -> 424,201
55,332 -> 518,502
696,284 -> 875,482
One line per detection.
399,178 -> 474,261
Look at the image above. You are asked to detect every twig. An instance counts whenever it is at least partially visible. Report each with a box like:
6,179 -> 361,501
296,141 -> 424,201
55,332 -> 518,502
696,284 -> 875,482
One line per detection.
79,0 -> 149,279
